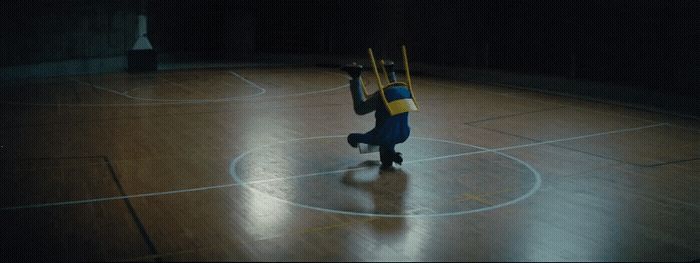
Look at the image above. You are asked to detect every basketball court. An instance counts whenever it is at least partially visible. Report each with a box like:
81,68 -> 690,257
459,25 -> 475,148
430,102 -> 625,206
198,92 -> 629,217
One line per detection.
1,67 -> 698,261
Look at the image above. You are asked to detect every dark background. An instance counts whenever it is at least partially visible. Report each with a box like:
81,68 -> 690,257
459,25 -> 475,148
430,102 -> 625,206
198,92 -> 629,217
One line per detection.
1,0 -> 697,110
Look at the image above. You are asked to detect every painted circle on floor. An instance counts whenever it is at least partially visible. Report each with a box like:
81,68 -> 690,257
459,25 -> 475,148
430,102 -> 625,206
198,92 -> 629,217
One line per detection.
229,135 -> 541,218
0,70 -> 349,106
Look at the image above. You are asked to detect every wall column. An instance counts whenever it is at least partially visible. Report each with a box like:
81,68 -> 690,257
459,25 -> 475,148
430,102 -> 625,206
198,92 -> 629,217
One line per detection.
128,0 -> 157,72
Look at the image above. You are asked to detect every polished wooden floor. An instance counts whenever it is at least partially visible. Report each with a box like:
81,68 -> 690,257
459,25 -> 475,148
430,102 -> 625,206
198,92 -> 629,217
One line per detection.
0,67 -> 698,261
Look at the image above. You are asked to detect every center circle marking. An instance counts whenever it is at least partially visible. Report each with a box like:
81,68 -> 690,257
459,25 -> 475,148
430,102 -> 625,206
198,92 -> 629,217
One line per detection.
229,135 -> 541,218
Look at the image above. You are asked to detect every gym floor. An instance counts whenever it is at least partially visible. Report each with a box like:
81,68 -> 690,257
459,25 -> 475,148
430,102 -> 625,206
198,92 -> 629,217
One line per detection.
0,67 -> 698,261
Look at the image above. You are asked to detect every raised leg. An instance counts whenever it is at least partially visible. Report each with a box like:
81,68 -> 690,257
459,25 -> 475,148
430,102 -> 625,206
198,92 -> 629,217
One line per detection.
348,133 -> 373,148
342,63 -> 377,115
383,60 -> 398,83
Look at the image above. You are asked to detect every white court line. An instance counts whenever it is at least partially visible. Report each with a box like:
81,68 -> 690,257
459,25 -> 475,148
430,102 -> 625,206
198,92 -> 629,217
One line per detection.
429,81 -> 666,124
0,69 -> 348,106
241,71 -> 351,100
432,80 -> 700,141
0,123 -> 666,211
446,80 -> 700,127
228,71 -> 263,89
70,72 -> 267,102
225,135 -> 540,218
232,123 -> 667,186
403,123 -> 668,165
0,183 -> 240,210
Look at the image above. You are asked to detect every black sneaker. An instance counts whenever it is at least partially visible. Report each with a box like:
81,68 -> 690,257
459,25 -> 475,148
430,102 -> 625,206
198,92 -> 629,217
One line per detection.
380,163 -> 394,171
394,152 -> 403,165
347,134 -> 359,148
341,63 -> 363,79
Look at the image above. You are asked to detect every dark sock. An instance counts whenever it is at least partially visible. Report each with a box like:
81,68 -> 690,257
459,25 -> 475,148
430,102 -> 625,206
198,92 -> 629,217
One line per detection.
380,164 -> 394,171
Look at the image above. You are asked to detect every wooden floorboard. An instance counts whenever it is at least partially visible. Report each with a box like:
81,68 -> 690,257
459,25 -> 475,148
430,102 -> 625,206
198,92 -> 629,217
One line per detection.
1,67 -> 697,261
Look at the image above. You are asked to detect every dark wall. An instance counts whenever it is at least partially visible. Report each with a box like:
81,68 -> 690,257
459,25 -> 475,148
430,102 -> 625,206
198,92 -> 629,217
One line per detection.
149,0 -> 338,57
351,0 -> 696,95
2,0 -> 696,96
0,0 -> 137,67
148,0 -> 697,112
149,0 -> 255,57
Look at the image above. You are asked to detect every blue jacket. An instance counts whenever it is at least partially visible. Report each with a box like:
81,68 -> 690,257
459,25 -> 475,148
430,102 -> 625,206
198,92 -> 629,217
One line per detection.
367,85 -> 411,146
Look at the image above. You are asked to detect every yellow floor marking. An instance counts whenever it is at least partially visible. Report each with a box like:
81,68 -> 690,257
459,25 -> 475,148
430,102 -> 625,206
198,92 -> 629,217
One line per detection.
456,193 -> 494,205
113,246 -> 219,262
117,218 -> 380,261
300,217 -> 381,235
455,188 -> 515,205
